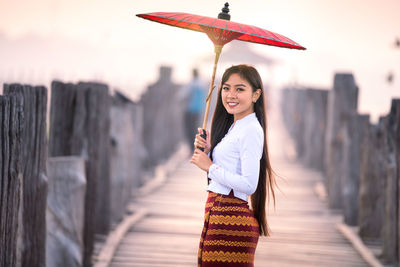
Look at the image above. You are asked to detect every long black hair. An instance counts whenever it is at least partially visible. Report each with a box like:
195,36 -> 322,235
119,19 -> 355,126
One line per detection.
209,64 -> 277,236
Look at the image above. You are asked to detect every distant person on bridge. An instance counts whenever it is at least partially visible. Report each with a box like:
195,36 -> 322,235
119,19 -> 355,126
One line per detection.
182,68 -> 206,153
190,64 -> 278,267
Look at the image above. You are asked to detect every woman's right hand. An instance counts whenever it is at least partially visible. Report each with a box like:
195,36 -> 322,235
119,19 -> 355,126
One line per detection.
194,128 -> 211,154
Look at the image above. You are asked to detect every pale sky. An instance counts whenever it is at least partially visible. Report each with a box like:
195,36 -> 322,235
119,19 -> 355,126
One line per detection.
0,0 -> 399,121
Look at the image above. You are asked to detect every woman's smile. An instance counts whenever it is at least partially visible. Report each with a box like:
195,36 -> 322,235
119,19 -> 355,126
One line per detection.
227,102 -> 239,108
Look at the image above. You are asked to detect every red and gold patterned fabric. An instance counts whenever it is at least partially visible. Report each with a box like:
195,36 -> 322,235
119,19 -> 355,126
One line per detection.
198,191 -> 259,267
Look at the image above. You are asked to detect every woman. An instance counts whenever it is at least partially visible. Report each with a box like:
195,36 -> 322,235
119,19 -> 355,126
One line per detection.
190,64 -> 277,266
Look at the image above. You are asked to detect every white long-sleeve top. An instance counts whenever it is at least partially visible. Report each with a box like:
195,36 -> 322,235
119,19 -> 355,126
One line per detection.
207,112 -> 264,201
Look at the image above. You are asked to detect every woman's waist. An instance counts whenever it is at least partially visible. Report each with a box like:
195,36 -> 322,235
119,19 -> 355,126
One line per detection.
207,190 -> 248,206
207,181 -> 249,202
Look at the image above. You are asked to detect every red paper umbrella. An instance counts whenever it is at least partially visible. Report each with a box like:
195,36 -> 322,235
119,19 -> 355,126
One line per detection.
137,3 -> 305,133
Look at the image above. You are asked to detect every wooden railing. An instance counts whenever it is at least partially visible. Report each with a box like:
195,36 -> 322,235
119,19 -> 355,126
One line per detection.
0,65 -> 185,267
281,73 -> 400,266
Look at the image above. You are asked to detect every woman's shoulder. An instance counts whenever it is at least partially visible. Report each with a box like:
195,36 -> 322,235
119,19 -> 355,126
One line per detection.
243,117 -> 263,134
237,118 -> 264,154
238,118 -> 264,142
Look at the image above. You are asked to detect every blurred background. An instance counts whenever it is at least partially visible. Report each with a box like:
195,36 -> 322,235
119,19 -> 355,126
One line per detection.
0,0 -> 399,121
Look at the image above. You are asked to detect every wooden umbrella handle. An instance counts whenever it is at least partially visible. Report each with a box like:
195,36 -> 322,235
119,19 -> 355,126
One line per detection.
198,45 -> 222,152
202,45 -> 223,130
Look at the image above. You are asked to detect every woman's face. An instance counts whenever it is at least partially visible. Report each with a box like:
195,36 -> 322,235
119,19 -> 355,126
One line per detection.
221,73 -> 260,122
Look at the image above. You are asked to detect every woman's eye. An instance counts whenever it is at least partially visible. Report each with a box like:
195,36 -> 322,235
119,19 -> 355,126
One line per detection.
222,86 -> 229,91
237,88 -> 244,92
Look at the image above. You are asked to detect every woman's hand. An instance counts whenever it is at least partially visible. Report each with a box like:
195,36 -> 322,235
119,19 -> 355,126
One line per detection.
190,148 -> 212,172
194,128 -> 211,154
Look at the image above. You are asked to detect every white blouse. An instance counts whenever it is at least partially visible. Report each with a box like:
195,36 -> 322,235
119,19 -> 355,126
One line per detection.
207,112 -> 264,201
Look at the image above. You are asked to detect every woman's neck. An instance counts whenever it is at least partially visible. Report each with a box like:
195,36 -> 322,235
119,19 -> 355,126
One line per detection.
233,111 -> 254,123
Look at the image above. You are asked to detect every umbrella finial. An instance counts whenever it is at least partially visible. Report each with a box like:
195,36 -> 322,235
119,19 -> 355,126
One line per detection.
218,2 -> 230,20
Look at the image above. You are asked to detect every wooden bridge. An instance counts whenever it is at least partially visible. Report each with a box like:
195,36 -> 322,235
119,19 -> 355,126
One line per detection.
2,71 -> 398,267
94,108 -> 375,267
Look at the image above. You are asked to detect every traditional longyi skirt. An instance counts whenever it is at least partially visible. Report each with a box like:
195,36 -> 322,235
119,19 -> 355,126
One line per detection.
198,191 -> 259,267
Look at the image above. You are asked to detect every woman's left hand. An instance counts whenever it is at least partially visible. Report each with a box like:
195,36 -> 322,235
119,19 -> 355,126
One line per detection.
190,148 -> 212,172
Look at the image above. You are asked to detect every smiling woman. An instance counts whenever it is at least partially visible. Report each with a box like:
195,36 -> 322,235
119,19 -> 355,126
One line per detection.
190,64 -> 277,266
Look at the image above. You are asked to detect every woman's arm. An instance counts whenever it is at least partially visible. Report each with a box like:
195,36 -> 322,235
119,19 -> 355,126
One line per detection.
190,149 -> 213,171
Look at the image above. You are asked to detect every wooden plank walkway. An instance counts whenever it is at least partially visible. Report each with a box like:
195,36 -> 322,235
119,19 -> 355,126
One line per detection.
107,106 -> 370,267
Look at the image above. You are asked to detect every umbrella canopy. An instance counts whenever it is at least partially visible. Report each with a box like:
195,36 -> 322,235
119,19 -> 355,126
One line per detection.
136,11 -> 305,50
136,3 -> 305,133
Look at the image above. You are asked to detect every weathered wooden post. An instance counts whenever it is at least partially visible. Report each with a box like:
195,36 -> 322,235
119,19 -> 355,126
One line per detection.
79,82 -> 111,239
302,88 -> 328,171
281,87 -> 300,140
292,89 -> 307,159
109,92 -> 135,222
131,102 -> 146,186
280,88 -> 291,132
140,66 -> 182,168
49,81 -> 111,267
382,99 -> 400,264
0,94 -> 22,267
4,84 -> 48,267
358,118 -> 386,239
341,112 -> 370,225
324,73 -> 358,209
46,156 -> 86,267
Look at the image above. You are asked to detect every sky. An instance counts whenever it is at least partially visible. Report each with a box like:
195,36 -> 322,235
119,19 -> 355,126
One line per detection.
0,0 -> 399,121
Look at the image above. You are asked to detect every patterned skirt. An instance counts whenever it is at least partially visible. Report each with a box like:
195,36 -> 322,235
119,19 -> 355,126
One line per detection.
198,191 -> 259,267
